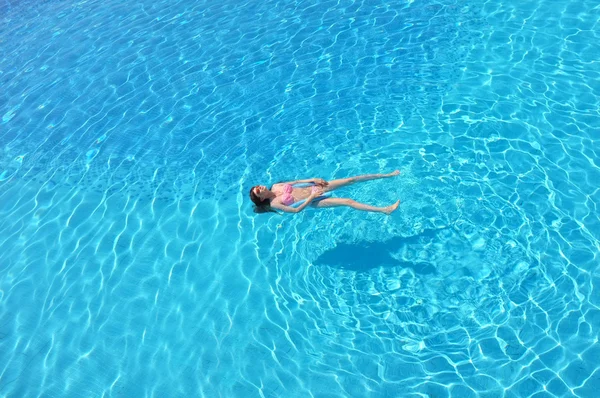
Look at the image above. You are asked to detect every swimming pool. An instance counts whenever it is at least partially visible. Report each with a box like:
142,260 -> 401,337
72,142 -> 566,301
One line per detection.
1,0 -> 599,396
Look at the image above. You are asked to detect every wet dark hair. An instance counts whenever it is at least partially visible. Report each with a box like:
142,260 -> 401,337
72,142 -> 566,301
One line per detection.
249,186 -> 278,214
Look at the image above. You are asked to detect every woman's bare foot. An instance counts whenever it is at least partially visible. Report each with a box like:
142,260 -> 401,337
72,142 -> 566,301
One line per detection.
383,200 -> 401,215
386,170 -> 401,177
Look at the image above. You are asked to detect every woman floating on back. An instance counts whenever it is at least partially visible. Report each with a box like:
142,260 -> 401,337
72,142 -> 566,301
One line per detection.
249,171 -> 401,214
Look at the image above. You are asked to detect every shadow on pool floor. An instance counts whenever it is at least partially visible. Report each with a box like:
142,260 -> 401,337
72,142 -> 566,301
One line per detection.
313,227 -> 451,274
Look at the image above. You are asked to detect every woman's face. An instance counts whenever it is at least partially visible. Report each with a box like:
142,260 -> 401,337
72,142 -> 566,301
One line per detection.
253,185 -> 268,200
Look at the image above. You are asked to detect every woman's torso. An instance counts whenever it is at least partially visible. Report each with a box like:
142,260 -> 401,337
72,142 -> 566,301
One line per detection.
271,183 -> 312,205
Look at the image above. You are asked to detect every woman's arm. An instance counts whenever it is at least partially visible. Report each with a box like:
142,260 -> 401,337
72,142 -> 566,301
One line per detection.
271,195 -> 316,213
286,178 -> 328,186
285,178 -> 316,185
289,196 -> 315,213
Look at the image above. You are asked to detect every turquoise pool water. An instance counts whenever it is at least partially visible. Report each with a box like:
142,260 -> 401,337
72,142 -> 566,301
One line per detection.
1,0 -> 599,396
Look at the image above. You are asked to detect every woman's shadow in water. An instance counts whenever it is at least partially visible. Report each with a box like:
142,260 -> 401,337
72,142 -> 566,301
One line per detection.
313,227 -> 451,275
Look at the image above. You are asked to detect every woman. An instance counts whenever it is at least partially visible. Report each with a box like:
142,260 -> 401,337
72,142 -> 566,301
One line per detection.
249,171 -> 401,214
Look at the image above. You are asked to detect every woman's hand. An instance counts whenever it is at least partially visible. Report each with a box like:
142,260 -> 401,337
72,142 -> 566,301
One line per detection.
313,178 -> 328,187
310,186 -> 324,197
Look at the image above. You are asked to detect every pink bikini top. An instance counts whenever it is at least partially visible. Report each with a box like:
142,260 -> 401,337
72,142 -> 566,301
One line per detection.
280,184 -> 319,206
281,184 -> 294,206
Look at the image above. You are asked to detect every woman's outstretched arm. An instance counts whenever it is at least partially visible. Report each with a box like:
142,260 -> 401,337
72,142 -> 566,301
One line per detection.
271,197 -> 314,213
285,178 -> 313,184
285,178 -> 328,186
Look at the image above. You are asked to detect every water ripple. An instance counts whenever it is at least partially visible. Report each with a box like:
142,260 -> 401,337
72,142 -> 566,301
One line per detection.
1,0 -> 599,396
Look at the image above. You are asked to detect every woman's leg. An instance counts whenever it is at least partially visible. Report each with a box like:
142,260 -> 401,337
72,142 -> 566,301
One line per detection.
311,198 -> 400,214
324,170 -> 400,191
